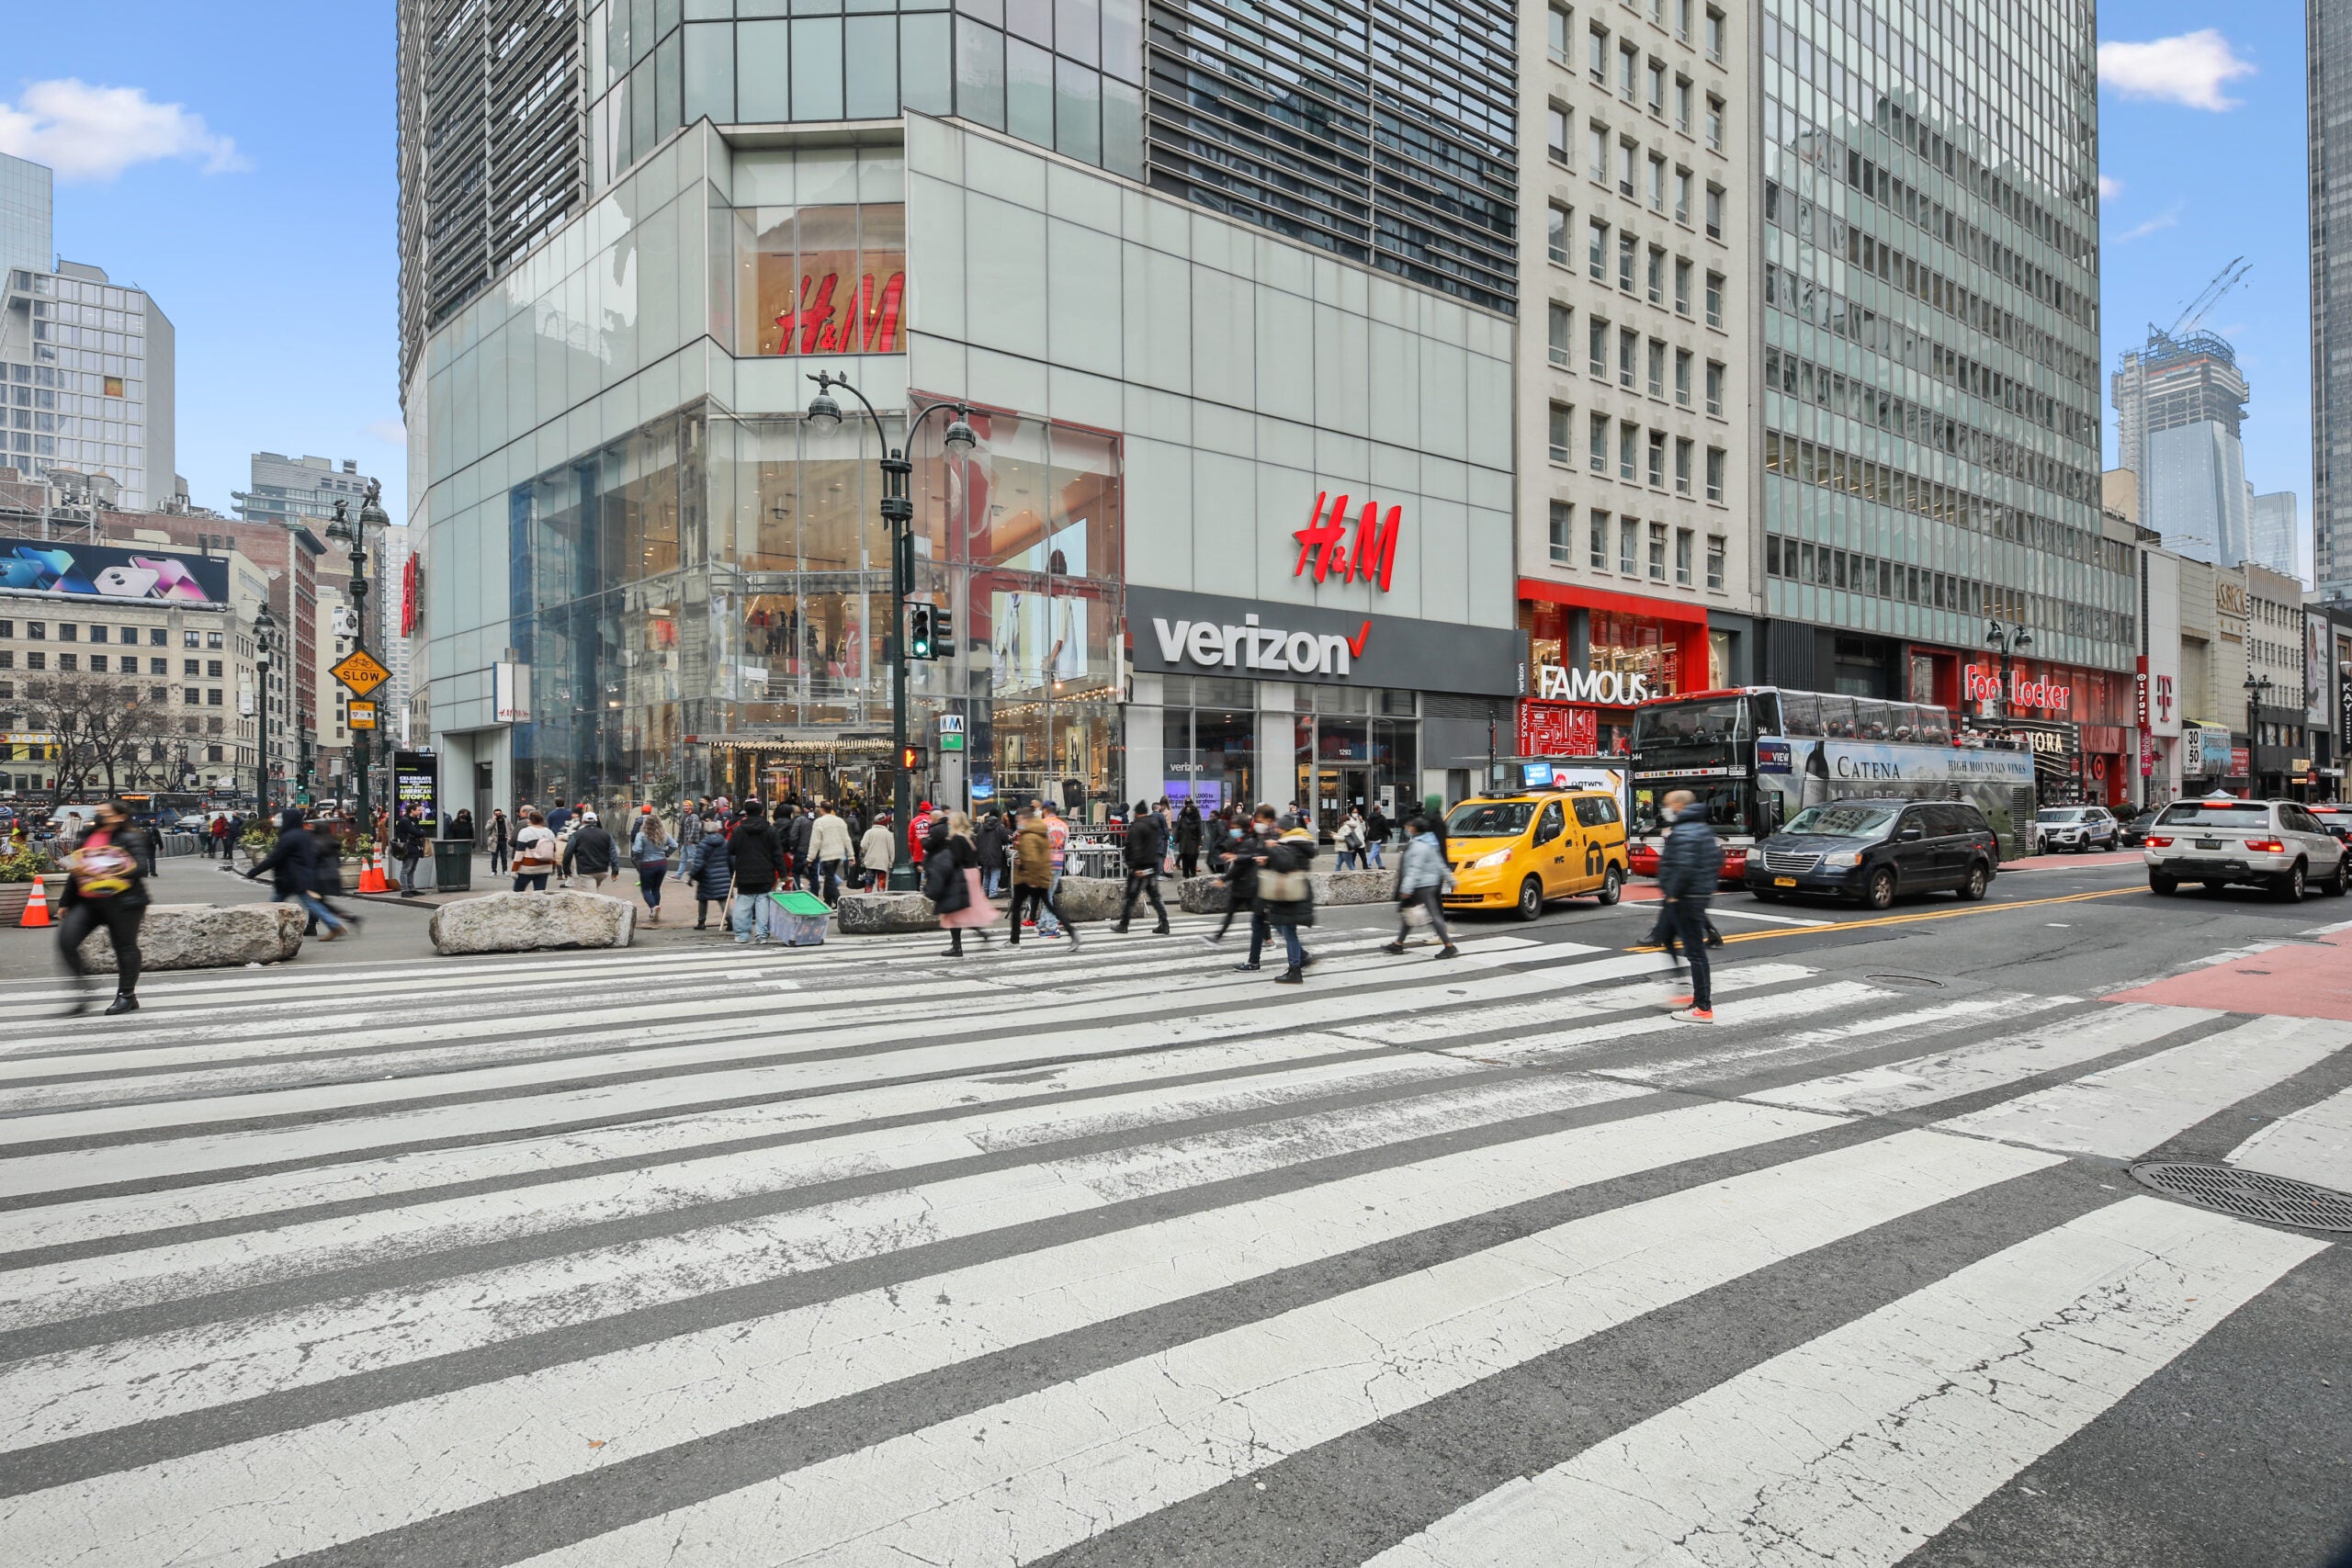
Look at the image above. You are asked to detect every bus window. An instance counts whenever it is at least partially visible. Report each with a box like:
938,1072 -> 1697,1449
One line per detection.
1854,699 -> 1895,739
1747,691 -> 1781,738
1779,691 -> 1821,737
1914,706 -> 1952,744
1815,694 -> 1859,737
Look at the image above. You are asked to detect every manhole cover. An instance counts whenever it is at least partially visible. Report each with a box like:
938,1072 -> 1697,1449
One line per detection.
1866,974 -> 1945,988
2130,1162 -> 2352,1233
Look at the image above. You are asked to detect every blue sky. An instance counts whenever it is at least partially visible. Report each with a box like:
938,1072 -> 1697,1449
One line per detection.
2098,9 -> 2312,561
0,6 -> 2322,559
0,5 -> 399,519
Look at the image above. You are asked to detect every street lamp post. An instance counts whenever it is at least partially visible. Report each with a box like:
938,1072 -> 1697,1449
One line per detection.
324,480 -> 392,836
1984,619 -> 2032,720
253,602 -> 277,814
802,371 -> 977,892
2244,673 -> 2274,792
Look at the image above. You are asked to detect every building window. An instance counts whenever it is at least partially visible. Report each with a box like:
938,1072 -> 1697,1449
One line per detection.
207,632 -> 223,649
1548,501 -> 1575,565
1674,168 -> 1691,224
1619,420 -> 1639,481
1548,105 -> 1570,164
1705,358 -> 1724,414
1617,229 -> 1637,291
1589,510 -> 1610,570
26,623 -> 43,639
1619,42 -> 1638,101
1705,534 -> 1725,591
1675,75 -> 1691,132
1588,315 -> 1609,376
1618,137 -> 1638,197
1673,257 -> 1691,314
1646,58 -> 1666,115
1675,437 -> 1693,494
1675,527 -> 1693,586
1549,402 -> 1574,464
57,653 -> 75,672
207,687 -> 223,707
87,624 -> 107,644
1548,3 -> 1573,65
1675,348 -> 1693,405
1589,412 -> 1611,473
1647,153 -> 1667,212
1647,430 -> 1668,488
1588,217 -> 1610,278
183,630 -> 198,649
206,660 -> 222,678
1589,24 -> 1609,81
57,623 -> 76,643
1648,521 -> 1668,580
1548,204 -> 1571,265
183,659 -> 199,677
149,657 -> 165,675
1703,6 -> 1724,62
88,654 -> 106,673
1704,270 -> 1724,326
1677,0 -> 1692,40
1620,516 -> 1640,575
1703,184 -> 1724,240
1705,446 -> 1725,502
150,627 -> 165,646
25,651 -> 41,671
1589,123 -> 1610,182
1704,95 -> 1724,152
1646,244 -> 1666,303
1618,327 -> 1637,388
1646,338 -> 1666,398
1548,302 -> 1573,368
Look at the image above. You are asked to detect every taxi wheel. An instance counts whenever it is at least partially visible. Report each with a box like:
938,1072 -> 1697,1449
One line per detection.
1515,875 -> 1544,921
1596,865 -> 1623,906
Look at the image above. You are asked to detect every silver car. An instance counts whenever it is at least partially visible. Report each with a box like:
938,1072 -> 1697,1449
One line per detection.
2144,798 -> 2350,900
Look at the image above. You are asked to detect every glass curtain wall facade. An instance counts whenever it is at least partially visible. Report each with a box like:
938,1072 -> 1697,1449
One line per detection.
1754,0 -> 2127,682
1142,0 -> 1516,311
503,395 -> 1124,814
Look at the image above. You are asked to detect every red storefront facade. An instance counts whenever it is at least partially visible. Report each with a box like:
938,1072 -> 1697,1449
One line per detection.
1902,642 -> 2133,806
1518,582 -> 1716,760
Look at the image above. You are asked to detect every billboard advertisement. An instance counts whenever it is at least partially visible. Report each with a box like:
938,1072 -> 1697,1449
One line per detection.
0,538 -> 231,605
393,750 -> 439,834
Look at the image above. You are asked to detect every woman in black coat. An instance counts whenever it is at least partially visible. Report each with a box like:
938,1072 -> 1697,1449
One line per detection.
1173,801 -> 1204,879
726,803 -> 783,942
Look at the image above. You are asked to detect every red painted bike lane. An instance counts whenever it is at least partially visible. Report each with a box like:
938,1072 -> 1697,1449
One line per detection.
2106,930 -> 2352,1021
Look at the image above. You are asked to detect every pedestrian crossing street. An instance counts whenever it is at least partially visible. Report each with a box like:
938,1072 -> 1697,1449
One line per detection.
1,917 -> 2346,1565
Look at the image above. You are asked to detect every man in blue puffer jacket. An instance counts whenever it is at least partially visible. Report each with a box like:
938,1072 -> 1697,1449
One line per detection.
1656,790 -> 1723,1023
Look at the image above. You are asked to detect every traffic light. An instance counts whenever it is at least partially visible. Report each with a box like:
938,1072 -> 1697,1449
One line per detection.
899,743 -> 923,772
932,603 -> 953,653
908,604 -> 934,660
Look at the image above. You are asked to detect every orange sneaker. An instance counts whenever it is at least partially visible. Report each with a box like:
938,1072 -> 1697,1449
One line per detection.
1664,994 -> 1694,1010
1670,1006 -> 1714,1023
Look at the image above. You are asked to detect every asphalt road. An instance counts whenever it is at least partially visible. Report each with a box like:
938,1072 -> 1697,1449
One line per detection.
0,848 -> 2346,1566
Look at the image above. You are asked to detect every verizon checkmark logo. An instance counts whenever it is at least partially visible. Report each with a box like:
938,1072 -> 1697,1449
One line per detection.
1346,621 -> 1372,659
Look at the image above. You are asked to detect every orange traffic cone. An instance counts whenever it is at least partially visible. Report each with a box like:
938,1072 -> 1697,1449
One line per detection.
357,841 -> 389,895
19,874 -> 51,928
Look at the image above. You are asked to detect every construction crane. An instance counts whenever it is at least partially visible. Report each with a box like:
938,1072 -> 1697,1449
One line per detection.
2155,256 -> 2250,342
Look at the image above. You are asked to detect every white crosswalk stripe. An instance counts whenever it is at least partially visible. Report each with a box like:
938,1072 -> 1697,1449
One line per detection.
0,929 -> 2338,1567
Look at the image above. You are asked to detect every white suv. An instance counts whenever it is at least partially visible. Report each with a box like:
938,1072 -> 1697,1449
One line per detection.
2144,798 -> 2351,900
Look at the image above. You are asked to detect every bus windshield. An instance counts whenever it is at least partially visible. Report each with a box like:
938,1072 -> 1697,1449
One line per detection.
1630,782 -> 1751,838
1631,697 -> 1749,751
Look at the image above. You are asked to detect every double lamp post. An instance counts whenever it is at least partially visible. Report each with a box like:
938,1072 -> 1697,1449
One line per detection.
325,481 -> 392,831
802,371 -> 976,892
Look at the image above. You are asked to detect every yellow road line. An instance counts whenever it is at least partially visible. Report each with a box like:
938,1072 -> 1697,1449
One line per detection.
1628,886 -> 2142,951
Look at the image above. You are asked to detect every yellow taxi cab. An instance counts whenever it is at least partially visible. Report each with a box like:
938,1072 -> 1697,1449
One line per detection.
1440,788 -> 1629,920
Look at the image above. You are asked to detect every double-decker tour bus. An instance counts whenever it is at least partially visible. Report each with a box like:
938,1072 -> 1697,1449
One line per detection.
1628,686 -> 2039,877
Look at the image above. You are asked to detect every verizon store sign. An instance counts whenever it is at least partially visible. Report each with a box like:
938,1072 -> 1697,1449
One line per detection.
1126,586 -> 1524,695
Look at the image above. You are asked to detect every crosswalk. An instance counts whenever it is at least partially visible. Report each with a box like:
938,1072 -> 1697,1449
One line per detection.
0,919 -> 2345,1565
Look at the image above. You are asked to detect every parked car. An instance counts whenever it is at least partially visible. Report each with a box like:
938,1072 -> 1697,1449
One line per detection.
2143,798 -> 2349,899
2115,806 -> 2159,848
1747,797 -> 2000,909
1441,788 -> 1630,920
2033,804 -> 2119,853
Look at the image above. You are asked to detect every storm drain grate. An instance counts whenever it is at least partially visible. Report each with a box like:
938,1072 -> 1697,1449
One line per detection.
2129,1162 -> 2352,1233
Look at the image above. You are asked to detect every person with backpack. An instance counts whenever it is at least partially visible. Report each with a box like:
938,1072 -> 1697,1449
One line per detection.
689,818 -> 730,928
1656,788 -> 1724,1023
1006,805 -> 1080,951
1335,807 -> 1369,871
807,800 -> 854,906
1255,811 -> 1318,983
1382,814 -> 1459,959
1363,801 -> 1392,869
55,798 -> 150,1016
727,800 -> 783,942
1206,809 -> 1262,951
631,807 -> 673,924
509,807 -> 560,890
561,810 -> 618,889
1113,798 -> 1170,935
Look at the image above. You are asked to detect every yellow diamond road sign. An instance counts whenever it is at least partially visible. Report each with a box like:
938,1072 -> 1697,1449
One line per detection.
333,648 -> 390,697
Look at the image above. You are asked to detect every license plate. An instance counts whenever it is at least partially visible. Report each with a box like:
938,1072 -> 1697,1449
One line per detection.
2196,839 -> 2222,850
1773,875 -> 1797,887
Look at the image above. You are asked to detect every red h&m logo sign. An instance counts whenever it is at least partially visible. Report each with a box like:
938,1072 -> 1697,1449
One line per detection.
775,270 -> 906,355
1294,492 -> 1402,592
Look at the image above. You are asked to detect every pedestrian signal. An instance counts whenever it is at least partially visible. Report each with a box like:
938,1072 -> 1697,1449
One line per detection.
899,744 -> 923,772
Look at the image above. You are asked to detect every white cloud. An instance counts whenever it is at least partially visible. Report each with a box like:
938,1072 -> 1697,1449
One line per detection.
363,418 -> 408,446
2113,204 -> 2183,243
2098,174 -> 2123,202
2098,29 -> 2256,111
0,78 -> 245,182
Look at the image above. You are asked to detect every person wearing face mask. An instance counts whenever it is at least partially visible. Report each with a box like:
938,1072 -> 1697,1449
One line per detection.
1207,807 -> 1271,956
55,799 -> 150,1017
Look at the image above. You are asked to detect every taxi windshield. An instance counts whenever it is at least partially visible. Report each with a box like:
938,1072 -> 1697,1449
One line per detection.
1446,801 -> 1536,837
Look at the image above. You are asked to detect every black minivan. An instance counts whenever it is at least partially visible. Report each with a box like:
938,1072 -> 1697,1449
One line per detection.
1745,797 -> 2001,908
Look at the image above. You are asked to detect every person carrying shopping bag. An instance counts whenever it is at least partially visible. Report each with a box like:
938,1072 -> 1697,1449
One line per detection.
1382,814 -> 1459,959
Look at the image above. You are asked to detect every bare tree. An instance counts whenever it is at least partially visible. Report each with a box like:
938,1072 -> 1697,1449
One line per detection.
17,675 -> 189,806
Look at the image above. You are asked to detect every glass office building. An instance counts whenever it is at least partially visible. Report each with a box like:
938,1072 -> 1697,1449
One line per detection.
1752,0 -> 2128,751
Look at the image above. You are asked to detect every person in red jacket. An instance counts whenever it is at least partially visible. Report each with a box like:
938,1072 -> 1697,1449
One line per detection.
909,800 -> 933,863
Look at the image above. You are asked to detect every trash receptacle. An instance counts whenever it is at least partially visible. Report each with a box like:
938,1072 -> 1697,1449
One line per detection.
433,839 -> 474,892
